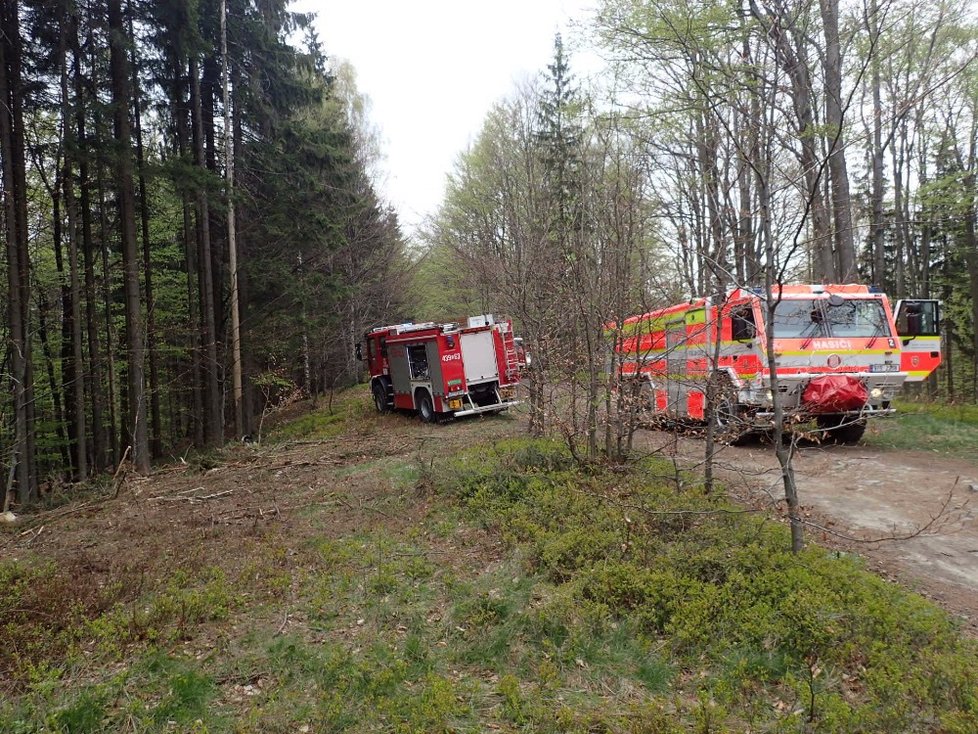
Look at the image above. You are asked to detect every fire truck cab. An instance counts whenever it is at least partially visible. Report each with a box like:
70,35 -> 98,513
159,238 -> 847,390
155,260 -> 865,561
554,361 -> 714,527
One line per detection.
359,315 -> 522,422
613,284 -> 941,443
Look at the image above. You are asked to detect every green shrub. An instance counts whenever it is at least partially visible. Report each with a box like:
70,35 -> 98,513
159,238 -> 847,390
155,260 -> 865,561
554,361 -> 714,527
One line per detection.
433,438 -> 978,731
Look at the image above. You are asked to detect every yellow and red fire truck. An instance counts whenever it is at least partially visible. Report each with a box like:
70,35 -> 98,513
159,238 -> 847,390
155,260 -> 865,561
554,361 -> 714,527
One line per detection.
612,284 -> 941,443
359,315 -> 523,422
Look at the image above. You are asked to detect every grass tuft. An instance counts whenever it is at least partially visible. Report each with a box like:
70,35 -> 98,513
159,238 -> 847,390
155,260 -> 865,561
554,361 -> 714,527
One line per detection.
867,399 -> 978,460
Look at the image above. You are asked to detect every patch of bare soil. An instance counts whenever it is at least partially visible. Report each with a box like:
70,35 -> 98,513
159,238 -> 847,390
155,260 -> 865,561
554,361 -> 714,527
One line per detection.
638,429 -> 978,634
0,407 -> 522,677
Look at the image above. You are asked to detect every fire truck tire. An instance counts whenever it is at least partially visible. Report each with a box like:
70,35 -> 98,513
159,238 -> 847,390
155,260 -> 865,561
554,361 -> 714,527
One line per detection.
416,390 -> 436,424
817,415 -> 867,445
372,379 -> 393,413
711,380 -> 748,445
713,405 -> 746,444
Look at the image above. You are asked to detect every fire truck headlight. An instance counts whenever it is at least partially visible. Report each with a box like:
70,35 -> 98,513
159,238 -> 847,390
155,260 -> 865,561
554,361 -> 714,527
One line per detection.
870,387 -> 884,399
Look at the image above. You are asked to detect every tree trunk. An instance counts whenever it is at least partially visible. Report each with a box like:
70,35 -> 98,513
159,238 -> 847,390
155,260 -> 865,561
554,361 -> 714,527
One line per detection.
203,53 -> 225,352
222,0 -> 244,437
108,0 -> 150,472
129,21 -> 163,458
170,69 -> 206,446
892,136 -> 907,297
749,0 -> 833,281
91,24 -> 121,466
74,23 -> 107,472
760,177 -> 804,552
869,0 -> 886,288
963,173 -> 978,402
1,0 -> 38,504
191,55 -> 223,447
820,0 -> 856,280
52,164 -> 76,474
61,5 -> 87,479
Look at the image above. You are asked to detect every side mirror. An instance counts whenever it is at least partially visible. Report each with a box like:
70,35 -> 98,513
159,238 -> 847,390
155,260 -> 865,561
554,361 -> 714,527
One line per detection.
355,343 -> 363,361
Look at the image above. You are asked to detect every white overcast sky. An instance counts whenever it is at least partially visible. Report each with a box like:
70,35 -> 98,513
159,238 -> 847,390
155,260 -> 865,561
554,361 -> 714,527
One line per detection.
295,0 -> 598,240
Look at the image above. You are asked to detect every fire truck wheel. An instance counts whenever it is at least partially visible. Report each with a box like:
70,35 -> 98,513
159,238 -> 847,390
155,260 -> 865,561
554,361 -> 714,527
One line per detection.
416,390 -> 436,424
372,381 -> 392,413
817,415 -> 867,445
712,387 -> 747,445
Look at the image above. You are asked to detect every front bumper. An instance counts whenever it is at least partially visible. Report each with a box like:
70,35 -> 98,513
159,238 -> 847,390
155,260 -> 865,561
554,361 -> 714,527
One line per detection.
742,371 -> 903,424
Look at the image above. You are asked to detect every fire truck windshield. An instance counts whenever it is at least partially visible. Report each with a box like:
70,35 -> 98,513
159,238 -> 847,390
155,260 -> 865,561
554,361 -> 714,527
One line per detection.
770,298 -> 890,338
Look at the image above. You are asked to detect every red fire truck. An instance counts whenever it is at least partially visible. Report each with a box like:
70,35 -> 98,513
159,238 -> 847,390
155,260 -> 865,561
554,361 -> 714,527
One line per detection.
359,315 -> 523,422
612,284 -> 941,443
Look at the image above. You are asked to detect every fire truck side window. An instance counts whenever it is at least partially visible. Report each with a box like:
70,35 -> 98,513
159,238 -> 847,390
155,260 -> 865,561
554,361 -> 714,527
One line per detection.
380,338 -> 388,358
730,306 -> 756,340
897,301 -> 940,337
366,338 -> 375,361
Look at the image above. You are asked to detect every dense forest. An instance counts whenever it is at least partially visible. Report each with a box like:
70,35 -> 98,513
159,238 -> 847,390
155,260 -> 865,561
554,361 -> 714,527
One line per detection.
1,0 -> 409,505
5,0 -> 978,506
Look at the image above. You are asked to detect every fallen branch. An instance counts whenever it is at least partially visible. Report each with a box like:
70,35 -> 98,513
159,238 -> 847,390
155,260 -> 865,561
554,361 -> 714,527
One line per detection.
264,459 -> 344,472
22,524 -> 44,546
337,496 -> 394,519
148,489 -> 234,503
111,445 -> 132,498
274,610 -> 290,636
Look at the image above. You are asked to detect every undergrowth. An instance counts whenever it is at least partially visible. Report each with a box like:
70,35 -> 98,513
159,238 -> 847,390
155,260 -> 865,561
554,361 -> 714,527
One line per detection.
3,425 -> 977,732
434,437 -> 978,732
867,399 -> 978,460
265,390 -> 376,443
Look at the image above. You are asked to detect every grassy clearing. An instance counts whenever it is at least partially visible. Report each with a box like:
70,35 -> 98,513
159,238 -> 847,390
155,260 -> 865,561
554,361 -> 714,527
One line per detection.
866,399 -> 978,460
2,402 -> 977,732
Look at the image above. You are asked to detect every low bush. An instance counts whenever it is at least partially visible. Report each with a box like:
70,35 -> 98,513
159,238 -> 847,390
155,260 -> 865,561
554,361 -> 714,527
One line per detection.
435,438 -> 978,731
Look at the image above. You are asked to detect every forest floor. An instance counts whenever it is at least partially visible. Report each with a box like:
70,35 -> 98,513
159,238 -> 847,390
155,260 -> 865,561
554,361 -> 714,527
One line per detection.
2,390 -> 978,730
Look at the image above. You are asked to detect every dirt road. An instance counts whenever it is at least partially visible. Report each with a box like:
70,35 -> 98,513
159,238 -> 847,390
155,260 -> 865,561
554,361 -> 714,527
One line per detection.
640,429 -> 978,632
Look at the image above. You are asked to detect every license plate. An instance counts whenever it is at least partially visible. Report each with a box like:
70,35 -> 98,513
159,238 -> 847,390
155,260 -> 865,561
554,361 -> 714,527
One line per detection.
870,363 -> 899,373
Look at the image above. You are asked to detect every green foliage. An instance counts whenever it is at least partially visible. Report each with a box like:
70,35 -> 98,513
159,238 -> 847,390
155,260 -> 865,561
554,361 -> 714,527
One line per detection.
892,398 -> 978,425
6,423 -> 978,732
265,389 -> 374,442
866,399 -> 978,459
434,438 -> 978,731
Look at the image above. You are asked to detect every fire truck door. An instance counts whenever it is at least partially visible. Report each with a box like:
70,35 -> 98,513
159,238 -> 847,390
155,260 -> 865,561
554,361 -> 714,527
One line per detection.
388,345 -> 412,396
460,330 -> 498,385
665,322 -> 686,415
425,341 -> 445,396
894,299 -> 942,382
